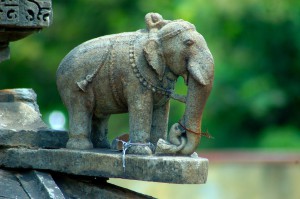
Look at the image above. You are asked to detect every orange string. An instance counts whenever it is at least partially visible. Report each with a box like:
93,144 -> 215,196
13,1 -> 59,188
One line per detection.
178,121 -> 214,139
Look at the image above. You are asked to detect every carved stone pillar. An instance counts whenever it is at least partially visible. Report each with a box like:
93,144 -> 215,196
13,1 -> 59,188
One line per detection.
0,0 -> 52,62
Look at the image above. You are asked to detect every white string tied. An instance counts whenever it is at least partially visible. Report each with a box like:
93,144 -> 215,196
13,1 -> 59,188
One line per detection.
116,139 -> 154,172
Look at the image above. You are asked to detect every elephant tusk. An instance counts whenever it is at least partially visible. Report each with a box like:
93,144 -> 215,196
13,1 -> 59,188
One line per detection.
155,136 -> 187,155
170,93 -> 186,103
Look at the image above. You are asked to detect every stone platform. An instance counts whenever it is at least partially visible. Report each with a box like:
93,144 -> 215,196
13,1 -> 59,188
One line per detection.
0,169 -> 154,199
0,128 -> 68,149
0,148 -> 208,184
0,88 -> 208,197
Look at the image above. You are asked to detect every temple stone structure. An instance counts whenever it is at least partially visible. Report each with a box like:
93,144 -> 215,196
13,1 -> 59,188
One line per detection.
0,0 -> 52,62
0,89 -> 208,197
0,1 -> 209,198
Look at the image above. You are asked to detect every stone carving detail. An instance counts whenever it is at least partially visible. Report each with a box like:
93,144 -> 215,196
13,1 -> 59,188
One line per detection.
0,0 -> 52,27
0,0 -> 52,62
0,3 -> 19,24
56,12 -> 214,156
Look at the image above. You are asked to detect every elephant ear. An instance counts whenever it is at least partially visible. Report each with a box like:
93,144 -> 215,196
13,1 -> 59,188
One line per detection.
143,39 -> 166,80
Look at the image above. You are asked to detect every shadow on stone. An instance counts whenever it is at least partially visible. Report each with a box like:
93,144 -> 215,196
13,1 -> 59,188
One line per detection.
53,173 -> 155,199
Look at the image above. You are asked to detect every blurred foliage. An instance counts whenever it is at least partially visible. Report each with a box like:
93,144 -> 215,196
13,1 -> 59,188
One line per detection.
1,0 -> 299,149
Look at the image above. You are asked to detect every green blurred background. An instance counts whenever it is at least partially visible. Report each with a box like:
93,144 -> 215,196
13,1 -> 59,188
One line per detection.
1,0 -> 300,150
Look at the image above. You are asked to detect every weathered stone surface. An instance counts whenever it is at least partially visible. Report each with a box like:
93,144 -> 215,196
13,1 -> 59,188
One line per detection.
53,174 -> 155,199
0,88 -> 40,110
0,88 -> 46,130
0,88 -> 68,149
0,0 -> 52,28
16,170 -> 65,199
0,169 -> 155,198
0,169 -> 30,198
0,128 -> 68,149
56,12 -> 214,156
0,148 -> 208,184
0,43 -> 10,61
0,101 -> 46,130
0,0 -> 53,62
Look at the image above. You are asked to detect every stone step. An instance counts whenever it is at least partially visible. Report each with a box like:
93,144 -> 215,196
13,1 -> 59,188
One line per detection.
0,148 -> 208,184
53,173 -> 155,199
0,169 -> 30,199
0,168 -> 154,198
0,128 -> 68,149
0,88 -> 68,149
16,170 -> 65,199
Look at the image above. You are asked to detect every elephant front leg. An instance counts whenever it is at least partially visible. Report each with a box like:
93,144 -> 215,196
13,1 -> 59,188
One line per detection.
127,91 -> 153,155
150,101 -> 170,145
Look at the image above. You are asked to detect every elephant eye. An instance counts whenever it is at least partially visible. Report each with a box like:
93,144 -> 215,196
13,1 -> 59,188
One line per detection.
184,39 -> 194,46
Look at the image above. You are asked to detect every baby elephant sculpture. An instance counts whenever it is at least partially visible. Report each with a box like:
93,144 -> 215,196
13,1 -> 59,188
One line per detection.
56,13 -> 214,155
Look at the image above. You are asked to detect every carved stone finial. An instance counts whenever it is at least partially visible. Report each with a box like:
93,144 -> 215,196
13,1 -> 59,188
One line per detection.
0,0 -> 53,63
145,12 -> 170,32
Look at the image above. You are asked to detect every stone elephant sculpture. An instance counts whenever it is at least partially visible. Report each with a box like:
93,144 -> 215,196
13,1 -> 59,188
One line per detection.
56,13 -> 214,155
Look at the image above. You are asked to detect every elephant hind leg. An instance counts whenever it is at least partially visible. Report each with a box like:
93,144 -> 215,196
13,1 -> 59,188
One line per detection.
91,114 -> 111,149
66,96 -> 93,150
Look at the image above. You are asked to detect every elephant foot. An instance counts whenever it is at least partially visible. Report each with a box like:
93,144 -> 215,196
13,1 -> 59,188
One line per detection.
127,145 -> 153,155
66,138 -> 93,150
93,138 -> 111,149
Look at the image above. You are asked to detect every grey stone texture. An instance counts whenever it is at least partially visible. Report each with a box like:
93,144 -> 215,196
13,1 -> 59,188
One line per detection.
0,0 -> 53,62
56,12 -> 214,156
0,169 -> 154,198
0,43 -> 10,61
0,128 -> 68,149
53,174 -> 155,199
0,169 -> 30,198
0,88 -> 45,130
0,0 -> 52,28
0,10 -> 210,197
0,148 -> 209,184
0,88 -> 208,186
0,89 -> 68,148
16,170 -> 65,199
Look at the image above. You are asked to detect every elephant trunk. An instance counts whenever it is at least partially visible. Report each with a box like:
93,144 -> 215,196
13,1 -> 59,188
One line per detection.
154,37 -> 214,156
177,76 -> 212,155
177,47 -> 214,155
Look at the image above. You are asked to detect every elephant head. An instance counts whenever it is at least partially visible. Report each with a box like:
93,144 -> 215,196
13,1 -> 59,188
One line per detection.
143,18 -> 214,155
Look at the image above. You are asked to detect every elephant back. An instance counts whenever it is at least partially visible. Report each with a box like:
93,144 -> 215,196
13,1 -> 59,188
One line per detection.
57,37 -> 111,77
56,31 -> 147,91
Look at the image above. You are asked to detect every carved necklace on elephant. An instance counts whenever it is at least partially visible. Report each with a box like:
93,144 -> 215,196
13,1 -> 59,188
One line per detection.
129,38 -> 175,97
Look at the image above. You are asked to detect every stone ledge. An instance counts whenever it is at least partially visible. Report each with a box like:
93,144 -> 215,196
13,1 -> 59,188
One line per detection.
53,173 -> 155,199
0,168 -> 154,198
16,170 -> 65,199
0,129 -> 68,149
0,148 -> 208,184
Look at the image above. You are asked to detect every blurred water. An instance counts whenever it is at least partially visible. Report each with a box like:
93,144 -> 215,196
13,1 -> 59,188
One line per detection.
109,163 -> 300,199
